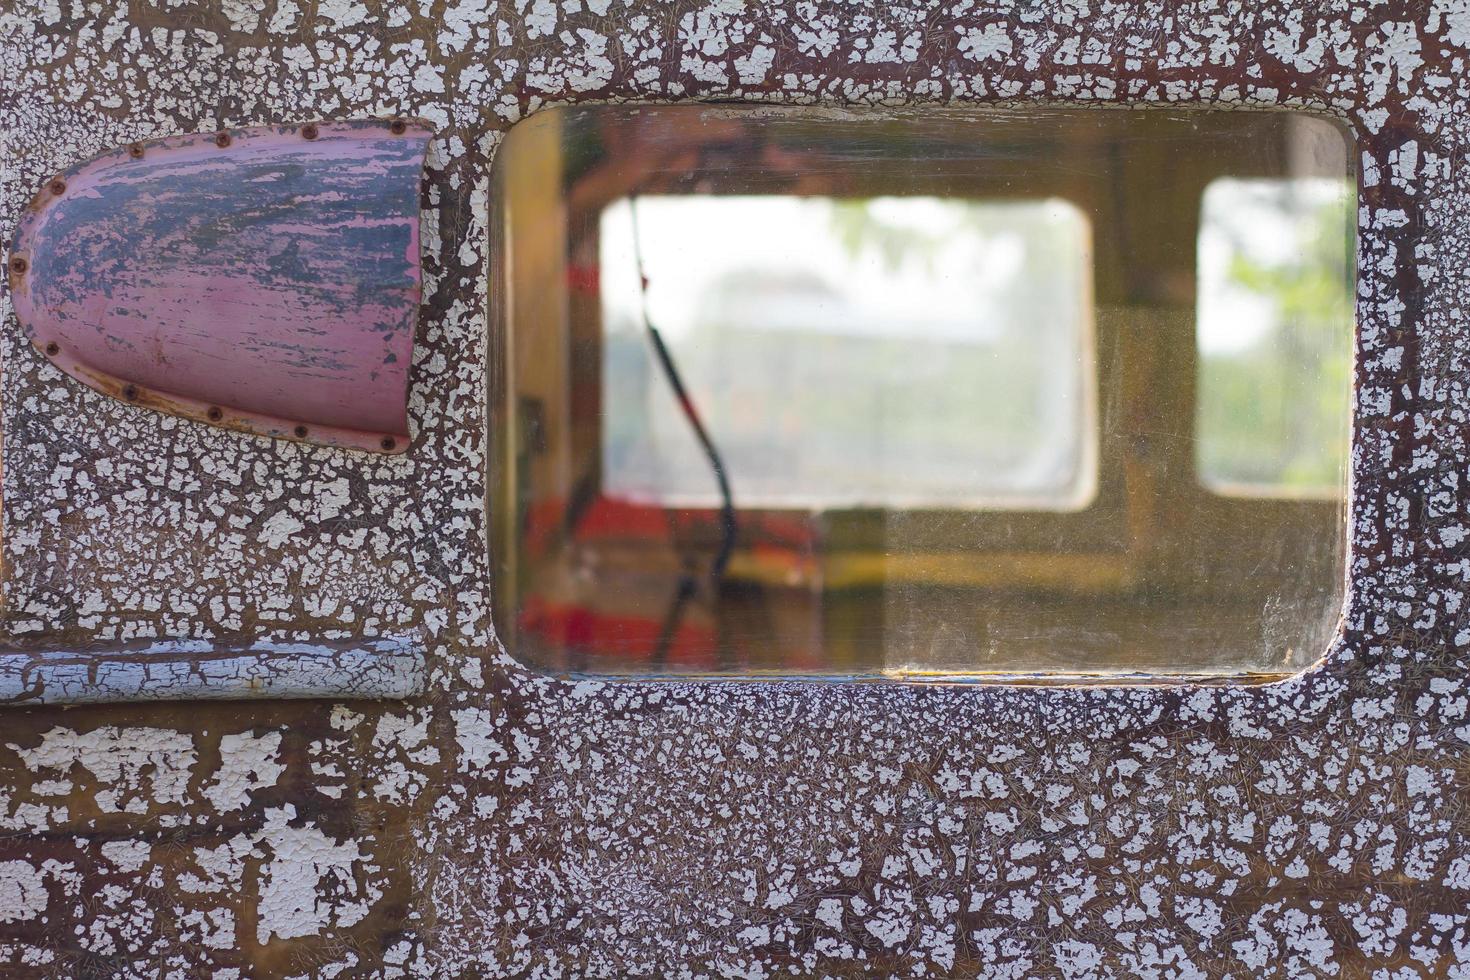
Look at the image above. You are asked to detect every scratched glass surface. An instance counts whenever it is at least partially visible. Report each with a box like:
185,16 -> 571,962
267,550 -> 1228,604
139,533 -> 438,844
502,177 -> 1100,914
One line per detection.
490,105 -> 1354,680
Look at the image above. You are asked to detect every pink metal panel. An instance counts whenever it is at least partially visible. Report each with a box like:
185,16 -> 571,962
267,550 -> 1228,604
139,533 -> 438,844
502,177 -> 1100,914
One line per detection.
5,119 -> 431,453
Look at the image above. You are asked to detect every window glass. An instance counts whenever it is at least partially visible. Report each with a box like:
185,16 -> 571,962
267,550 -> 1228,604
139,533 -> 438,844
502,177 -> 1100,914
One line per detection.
491,105 -> 1353,681
600,196 -> 1094,510
1196,177 -> 1354,495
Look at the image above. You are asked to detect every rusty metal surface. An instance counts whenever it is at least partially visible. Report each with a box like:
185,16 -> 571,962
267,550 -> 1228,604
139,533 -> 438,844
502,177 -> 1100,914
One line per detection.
0,0 -> 1468,977
7,119 -> 429,454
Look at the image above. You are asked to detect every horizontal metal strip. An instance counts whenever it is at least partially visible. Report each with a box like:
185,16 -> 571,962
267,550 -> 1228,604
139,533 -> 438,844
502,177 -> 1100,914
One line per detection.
0,636 -> 424,706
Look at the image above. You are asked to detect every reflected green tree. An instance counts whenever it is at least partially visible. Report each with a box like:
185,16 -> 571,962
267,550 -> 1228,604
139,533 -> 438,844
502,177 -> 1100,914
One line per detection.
1196,184 -> 1354,492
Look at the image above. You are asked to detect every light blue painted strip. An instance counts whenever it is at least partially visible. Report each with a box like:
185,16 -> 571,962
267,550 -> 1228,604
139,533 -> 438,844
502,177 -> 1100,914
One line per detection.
0,636 -> 425,706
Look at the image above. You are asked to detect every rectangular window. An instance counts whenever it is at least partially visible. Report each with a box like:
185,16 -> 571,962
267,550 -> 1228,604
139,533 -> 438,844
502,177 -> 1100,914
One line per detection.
599,196 -> 1095,510
490,105 -> 1354,681
1196,174 -> 1354,496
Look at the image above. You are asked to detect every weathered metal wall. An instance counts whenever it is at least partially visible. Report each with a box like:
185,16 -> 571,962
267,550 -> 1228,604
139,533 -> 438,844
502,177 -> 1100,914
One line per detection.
1,0 -> 1468,975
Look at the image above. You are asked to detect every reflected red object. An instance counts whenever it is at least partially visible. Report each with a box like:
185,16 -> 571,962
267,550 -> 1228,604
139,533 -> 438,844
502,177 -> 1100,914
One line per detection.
524,493 -> 818,558
566,263 -> 601,292
518,595 -> 718,667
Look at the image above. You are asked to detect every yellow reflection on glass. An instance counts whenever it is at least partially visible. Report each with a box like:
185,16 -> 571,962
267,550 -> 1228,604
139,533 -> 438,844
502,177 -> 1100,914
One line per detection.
490,105 -> 1354,681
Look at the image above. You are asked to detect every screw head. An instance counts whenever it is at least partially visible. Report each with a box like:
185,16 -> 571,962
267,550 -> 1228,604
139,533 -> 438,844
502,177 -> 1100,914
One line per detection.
206,406 -> 224,422
44,342 -> 59,356
122,384 -> 139,401
47,178 -> 66,196
8,255 -> 27,275
301,123 -> 319,140
128,143 -> 145,159
293,424 -> 309,438
214,131 -> 232,148
389,119 -> 407,135
380,436 -> 397,451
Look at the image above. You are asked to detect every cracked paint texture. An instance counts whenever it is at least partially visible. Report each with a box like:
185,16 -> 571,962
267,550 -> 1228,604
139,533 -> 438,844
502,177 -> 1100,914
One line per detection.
1,0 -> 1469,976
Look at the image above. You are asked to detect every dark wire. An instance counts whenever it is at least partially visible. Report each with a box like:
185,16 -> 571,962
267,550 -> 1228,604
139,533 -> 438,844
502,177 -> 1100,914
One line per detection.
628,195 -> 738,668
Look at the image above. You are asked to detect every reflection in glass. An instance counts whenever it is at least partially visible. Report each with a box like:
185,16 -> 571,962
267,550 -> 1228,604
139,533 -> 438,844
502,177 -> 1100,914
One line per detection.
601,196 -> 1093,510
1196,178 -> 1354,494
491,105 -> 1355,681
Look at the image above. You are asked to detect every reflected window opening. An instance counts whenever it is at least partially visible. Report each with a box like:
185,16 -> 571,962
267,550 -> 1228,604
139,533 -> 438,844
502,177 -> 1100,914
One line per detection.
602,195 -> 1096,511
1195,176 -> 1355,498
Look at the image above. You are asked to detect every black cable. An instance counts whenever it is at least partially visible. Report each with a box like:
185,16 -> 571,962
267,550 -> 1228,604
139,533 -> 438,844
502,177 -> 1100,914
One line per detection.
627,195 -> 738,668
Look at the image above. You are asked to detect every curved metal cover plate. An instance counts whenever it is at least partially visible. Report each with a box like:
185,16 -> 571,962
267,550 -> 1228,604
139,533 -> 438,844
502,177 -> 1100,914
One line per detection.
7,119 -> 431,453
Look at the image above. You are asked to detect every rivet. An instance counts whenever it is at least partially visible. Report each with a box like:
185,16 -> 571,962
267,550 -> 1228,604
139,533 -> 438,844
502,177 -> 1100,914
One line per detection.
8,255 -> 27,275
214,131 -> 232,148
122,384 -> 139,401
48,178 -> 66,196
294,424 -> 309,438
380,436 -> 397,451
389,119 -> 407,135
301,123 -> 319,140
128,143 -> 145,159
207,406 -> 224,422
44,342 -> 59,357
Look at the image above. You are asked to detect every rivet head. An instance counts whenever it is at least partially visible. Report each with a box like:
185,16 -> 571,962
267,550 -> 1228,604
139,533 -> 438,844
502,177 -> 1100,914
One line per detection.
389,119 -> 407,135
47,178 -> 66,196
293,424 -> 309,438
8,255 -> 27,275
44,342 -> 59,356
128,143 -> 145,159
301,123 -> 319,140
380,436 -> 397,451
206,406 -> 224,422
122,384 -> 139,401
214,131 -> 232,148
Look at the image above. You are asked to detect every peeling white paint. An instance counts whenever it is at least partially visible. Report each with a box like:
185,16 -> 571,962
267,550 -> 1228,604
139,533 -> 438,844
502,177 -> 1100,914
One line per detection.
0,861 -> 49,924
203,731 -> 286,811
